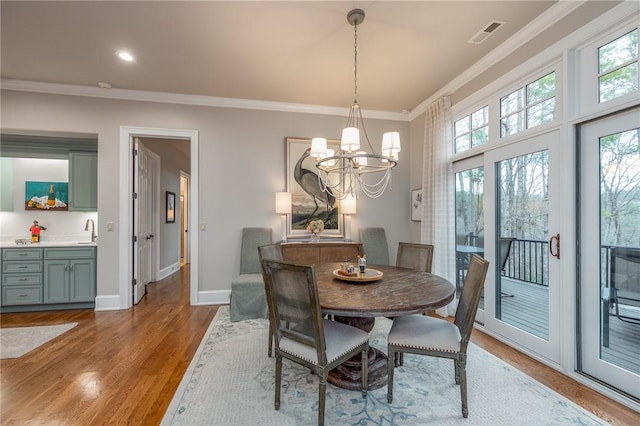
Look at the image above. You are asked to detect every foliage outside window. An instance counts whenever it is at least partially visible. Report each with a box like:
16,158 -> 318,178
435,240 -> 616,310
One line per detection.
598,29 -> 639,103
500,72 -> 556,138
454,106 -> 488,153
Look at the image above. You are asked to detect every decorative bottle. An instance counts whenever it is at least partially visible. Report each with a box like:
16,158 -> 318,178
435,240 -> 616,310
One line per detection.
47,184 -> 55,206
358,255 -> 366,273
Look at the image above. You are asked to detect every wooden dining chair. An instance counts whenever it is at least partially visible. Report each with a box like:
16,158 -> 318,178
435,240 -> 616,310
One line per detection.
258,243 -> 283,357
396,242 -> 434,272
386,254 -> 489,418
261,259 -> 369,426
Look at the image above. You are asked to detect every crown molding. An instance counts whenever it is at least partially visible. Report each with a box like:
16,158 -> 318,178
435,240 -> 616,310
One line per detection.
408,0 -> 586,120
0,79 -> 409,122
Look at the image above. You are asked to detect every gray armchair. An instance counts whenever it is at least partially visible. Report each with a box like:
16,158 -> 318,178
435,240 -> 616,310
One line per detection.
358,227 -> 390,265
229,227 -> 272,321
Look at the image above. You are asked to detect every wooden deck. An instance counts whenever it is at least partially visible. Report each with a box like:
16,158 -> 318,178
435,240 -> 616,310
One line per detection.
479,278 -> 640,375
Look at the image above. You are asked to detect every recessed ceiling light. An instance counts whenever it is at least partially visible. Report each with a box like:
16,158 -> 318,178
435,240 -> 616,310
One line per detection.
97,82 -> 112,89
117,50 -> 135,62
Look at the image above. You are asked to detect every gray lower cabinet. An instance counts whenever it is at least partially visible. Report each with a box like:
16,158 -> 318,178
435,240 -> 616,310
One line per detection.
2,248 -> 43,305
1,246 -> 96,309
44,248 -> 96,304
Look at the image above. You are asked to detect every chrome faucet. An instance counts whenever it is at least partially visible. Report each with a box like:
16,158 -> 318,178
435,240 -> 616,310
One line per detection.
84,219 -> 96,243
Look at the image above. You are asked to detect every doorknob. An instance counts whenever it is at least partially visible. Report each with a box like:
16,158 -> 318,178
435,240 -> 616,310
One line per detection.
549,233 -> 560,259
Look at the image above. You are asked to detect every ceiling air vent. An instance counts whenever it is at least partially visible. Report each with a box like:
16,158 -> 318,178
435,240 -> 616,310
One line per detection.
468,20 -> 506,44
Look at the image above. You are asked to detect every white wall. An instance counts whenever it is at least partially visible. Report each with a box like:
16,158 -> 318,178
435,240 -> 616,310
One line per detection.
0,158 -> 98,242
0,91 -> 411,304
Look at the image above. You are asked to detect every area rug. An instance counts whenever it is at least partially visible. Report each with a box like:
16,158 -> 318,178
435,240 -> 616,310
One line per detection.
162,307 -> 607,425
0,323 -> 78,359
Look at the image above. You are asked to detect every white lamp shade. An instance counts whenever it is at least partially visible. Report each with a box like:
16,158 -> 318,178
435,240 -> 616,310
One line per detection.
324,148 -> 335,167
341,194 -> 357,215
310,138 -> 327,158
382,131 -> 401,152
275,192 -> 292,214
341,127 -> 360,152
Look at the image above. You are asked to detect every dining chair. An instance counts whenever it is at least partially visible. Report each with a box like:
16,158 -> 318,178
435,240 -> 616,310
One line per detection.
386,254 -> 489,418
396,242 -> 434,272
229,227 -> 272,321
261,259 -> 369,426
359,227 -> 390,265
258,243 -> 283,357
393,242 -> 434,366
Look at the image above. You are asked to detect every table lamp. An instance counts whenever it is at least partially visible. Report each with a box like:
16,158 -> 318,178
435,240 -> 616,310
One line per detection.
341,194 -> 357,242
275,192 -> 292,242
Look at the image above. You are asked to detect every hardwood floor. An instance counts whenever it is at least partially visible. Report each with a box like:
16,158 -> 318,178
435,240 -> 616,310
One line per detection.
1,265 -> 637,425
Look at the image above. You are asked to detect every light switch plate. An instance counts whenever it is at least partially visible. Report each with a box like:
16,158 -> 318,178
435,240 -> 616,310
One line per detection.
106,222 -> 115,231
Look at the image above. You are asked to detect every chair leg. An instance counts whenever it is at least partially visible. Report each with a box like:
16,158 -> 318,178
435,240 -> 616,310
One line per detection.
387,347 -> 395,403
318,377 -> 326,426
454,359 -> 460,384
275,355 -> 282,410
457,355 -> 468,418
268,323 -> 273,357
361,347 -> 368,399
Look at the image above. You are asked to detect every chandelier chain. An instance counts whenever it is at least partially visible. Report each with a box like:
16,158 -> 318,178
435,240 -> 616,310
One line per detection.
353,21 -> 358,103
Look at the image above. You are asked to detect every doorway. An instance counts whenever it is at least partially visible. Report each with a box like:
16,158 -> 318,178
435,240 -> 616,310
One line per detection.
119,126 -> 199,309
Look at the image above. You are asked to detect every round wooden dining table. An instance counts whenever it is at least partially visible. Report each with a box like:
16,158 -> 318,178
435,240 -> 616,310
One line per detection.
313,262 -> 456,390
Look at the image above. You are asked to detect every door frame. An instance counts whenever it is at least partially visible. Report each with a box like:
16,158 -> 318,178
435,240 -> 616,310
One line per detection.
119,126 -> 199,308
180,170 -> 190,265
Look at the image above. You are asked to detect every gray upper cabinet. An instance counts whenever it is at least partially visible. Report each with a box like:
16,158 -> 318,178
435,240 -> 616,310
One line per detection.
69,152 -> 97,211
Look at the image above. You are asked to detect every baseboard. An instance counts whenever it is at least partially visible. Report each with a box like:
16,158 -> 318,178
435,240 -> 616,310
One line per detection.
94,295 -> 124,311
157,262 -> 181,281
196,290 -> 230,306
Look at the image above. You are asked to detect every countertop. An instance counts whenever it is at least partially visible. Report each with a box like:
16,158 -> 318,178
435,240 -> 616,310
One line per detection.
0,241 -> 98,248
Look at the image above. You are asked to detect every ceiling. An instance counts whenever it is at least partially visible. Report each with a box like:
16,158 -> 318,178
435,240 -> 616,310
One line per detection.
0,1 -> 603,115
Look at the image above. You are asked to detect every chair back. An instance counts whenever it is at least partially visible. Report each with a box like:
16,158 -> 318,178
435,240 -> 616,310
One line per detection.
239,228 -> 272,274
261,260 -> 327,365
359,227 -> 390,265
454,254 -> 489,348
258,243 -> 283,262
396,242 -> 434,272
498,237 -> 516,272
611,247 -> 640,306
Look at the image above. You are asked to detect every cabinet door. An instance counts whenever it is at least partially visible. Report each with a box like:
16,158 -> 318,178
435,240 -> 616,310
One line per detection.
69,152 -> 97,211
69,259 -> 95,302
44,260 -> 69,303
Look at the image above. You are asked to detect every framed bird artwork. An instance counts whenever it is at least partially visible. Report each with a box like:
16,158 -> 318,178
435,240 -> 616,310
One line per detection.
285,137 -> 344,239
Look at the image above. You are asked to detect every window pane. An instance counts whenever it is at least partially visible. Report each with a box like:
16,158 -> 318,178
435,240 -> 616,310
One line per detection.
527,98 -> 556,128
599,29 -> 638,74
501,112 -> 523,137
471,127 -> 488,148
455,166 -> 484,298
527,72 -> 556,104
455,134 -> 470,153
599,63 -> 639,103
471,106 -> 488,128
501,89 -> 524,116
455,117 -> 470,137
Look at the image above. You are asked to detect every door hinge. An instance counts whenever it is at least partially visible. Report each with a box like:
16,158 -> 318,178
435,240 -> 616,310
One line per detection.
132,235 -> 137,243
132,278 -> 137,287
133,192 -> 138,200
133,148 -> 138,156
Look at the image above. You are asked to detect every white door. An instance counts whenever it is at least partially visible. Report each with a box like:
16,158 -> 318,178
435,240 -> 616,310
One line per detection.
578,107 -> 640,398
483,129 -> 562,364
133,138 -> 154,304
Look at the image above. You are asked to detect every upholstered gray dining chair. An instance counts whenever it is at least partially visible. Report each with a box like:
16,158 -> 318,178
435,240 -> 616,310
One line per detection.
261,259 -> 369,426
359,227 -> 390,265
229,227 -> 272,321
396,242 -> 434,272
258,243 -> 283,357
387,254 -> 489,418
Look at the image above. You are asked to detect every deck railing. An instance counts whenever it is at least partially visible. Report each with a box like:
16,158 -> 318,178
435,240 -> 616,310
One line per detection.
503,239 -> 548,287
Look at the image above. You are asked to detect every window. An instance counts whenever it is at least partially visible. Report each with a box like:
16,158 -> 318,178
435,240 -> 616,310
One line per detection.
500,72 -> 556,138
454,106 -> 488,153
598,28 -> 638,103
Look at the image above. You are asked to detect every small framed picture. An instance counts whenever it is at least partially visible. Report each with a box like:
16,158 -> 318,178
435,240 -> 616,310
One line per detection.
411,189 -> 422,222
166,191 -> 176,223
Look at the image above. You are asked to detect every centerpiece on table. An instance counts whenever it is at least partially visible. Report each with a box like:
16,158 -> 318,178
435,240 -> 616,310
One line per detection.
306,219 -> 325,242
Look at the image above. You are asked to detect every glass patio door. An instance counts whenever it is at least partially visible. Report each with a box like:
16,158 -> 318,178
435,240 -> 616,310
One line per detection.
578,107 -> 640,398
483,130 -> 561,363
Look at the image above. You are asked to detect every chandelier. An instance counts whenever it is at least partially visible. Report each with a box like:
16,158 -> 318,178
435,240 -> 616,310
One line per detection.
310,8 -> 400,200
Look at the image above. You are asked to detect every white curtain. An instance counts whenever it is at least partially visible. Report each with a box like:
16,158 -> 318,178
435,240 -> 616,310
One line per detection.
420,97 -> 456,317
